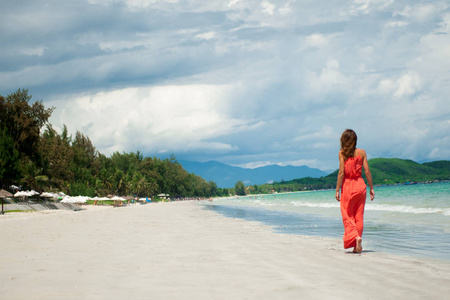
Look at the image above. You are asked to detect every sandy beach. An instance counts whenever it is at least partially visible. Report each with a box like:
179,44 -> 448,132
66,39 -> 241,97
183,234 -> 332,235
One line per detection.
0,201 -> 449,299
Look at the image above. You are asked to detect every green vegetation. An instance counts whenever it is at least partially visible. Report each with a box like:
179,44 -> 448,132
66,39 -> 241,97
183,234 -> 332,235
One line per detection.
1,89 -> 448,198
5,210 -> 34,213
0,89 -> 233,198
0,89 -> 53,188
366,158 -> 450,184
244,158 -> 450,194
235,180 -> 246,196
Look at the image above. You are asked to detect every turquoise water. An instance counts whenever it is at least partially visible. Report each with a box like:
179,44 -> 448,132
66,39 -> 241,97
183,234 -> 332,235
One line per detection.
203,181 -> 450,261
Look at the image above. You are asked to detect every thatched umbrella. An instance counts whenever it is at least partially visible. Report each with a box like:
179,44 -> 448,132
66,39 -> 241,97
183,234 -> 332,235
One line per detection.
0,189 -> 13,197
124,196 -> 134,204
0,189 -> 13,214
111,196 -> 126,207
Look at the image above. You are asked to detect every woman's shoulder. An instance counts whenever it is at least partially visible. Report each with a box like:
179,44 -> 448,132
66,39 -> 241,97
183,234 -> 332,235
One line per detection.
356,148 -> 366,157
338,150 -> 345,162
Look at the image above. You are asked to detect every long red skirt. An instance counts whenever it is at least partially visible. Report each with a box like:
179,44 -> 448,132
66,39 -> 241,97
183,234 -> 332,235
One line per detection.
340,184 -> 367,249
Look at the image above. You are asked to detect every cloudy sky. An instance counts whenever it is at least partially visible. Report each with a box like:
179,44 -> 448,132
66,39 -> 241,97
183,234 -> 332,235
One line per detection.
1,0 -> 449,172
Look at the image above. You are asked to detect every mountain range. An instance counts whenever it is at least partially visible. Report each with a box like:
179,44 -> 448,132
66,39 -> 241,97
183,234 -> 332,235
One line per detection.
179,160 -> 328,188
273,158 -> 450,191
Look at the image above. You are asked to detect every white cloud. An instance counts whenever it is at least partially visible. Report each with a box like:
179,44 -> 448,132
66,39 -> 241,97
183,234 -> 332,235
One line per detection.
235,158 -> 330,171
377,78 -> 396,95
88,0 -> 178,7
394,72 -> 422,98
279,159 -> 320,168
186,141 -> 239,153
415,13 -> 450,74
228,0 -> 240,8
20,47 -> 46,56
261,1 -> 275,15
294,126 -> 335,142
304,34 -> 329,48
2,0 -> 450,171
51,84 -> 261,156
279,2 -> 292,15
439,12 -> 450,32
307,59 -> 348,95
195,32 -> 216,40
385,21 -> 408,28
347,0 -> 394,16
394,4 -> 441,23
235,161 -> 272,169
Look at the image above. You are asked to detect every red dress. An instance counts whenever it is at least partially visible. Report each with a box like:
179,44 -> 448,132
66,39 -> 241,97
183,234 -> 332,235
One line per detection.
340,156 -> 367,249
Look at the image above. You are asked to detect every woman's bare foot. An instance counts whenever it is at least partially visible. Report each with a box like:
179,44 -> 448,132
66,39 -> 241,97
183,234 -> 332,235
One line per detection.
355,237 -> 363,253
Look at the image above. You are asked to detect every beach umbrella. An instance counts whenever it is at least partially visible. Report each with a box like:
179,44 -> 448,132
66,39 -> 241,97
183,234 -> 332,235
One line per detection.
14,190 -> 39,197
14,191 -> 26,197
110,196 -> 125,207
13,191 -> 34,206
0,189 -> 13,214
91,196 -> 110,205
137,197 -> 151,203
41,192 -> 59,201
124,196 -> 134,204
56,192 -> 66,200
40,192 -> 54,198
10,185 -> 19,191
0,189 -> 13,198
61,196 -> 88,204
29,190 -> 39,196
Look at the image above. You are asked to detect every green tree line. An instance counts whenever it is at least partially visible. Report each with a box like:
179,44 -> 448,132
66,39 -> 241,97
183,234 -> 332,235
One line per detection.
242,158 -> 450,195
0,89 -> 234,198
2,89 -> 448,198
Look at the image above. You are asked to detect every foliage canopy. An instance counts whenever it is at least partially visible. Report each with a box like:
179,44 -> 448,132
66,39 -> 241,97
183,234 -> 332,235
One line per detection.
0,89 -> 233,198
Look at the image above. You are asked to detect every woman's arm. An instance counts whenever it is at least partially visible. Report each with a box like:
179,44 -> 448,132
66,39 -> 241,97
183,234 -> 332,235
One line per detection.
361,149 -> 375,201
335,151 -> 345,201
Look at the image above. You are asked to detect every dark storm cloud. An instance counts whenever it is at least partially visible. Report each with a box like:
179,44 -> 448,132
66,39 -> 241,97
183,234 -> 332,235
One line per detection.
1,0 -> 449,170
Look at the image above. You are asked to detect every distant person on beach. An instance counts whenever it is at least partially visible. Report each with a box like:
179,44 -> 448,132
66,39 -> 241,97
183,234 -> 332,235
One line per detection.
335,129 -> 375,253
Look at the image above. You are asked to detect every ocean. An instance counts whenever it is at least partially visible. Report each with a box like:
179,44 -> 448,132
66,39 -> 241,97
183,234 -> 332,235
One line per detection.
202,181 -> 450,261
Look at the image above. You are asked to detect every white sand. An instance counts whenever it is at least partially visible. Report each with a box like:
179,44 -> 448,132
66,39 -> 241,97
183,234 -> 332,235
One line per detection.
0,201 -> 449,299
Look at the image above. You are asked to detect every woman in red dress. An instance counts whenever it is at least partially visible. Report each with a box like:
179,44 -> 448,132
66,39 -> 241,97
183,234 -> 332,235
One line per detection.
335,129 -> 375,253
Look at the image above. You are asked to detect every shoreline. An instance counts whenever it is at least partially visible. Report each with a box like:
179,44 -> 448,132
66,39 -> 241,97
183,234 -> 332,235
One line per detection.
202,200 -> 450,262
1,201 -> 449,299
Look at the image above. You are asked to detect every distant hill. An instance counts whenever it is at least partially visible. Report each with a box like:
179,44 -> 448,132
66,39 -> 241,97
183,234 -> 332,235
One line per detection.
179,160 -> 328,188
273,158 -> 450,191
367,158 -> 450,184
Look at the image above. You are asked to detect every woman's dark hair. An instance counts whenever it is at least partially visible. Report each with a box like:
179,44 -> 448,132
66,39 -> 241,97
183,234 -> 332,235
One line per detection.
340,129 -> 357,160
